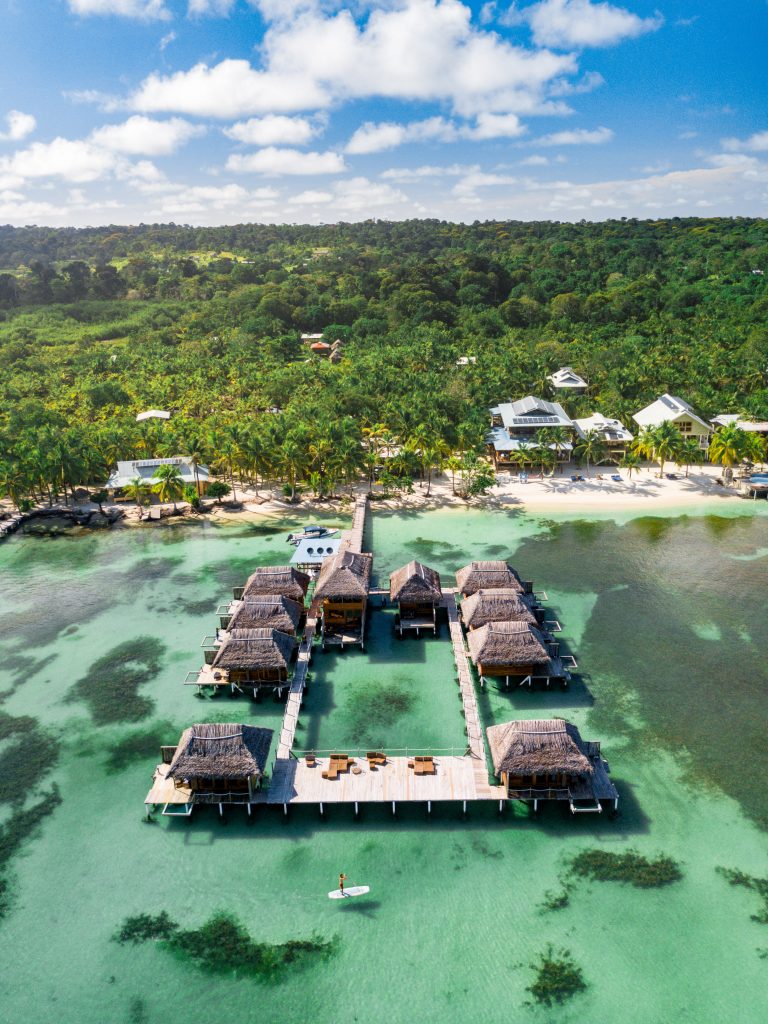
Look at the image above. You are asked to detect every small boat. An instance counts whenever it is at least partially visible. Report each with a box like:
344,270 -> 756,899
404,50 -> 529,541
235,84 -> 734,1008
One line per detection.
286,525 -> 339,545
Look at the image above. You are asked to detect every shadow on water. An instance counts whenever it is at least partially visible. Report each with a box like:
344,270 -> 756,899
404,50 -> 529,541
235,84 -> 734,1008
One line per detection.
334,899 -> 382,917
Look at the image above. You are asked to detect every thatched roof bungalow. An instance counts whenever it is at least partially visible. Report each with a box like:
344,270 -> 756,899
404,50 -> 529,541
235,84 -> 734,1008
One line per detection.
315,550 -> 372,647
389,560 -> 442,635
486,718 -> 618,811
237,565 -> 310,602
166,722 -> 273,800
455,560 -> 528,598
225,595 -> 304,635
467,620 -> 559,683
461,588 -> 537,630
211,627 -> 296,690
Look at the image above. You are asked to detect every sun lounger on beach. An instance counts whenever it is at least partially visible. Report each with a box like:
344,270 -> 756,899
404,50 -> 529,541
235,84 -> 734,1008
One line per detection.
611,474 -> 622,482
665,473 -> 679,480
571,474 -> 585,482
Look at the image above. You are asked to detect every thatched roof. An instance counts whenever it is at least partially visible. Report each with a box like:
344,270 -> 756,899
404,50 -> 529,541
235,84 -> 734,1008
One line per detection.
389,560 -> 442,603
228,595 -> 303,634
241,566 -> 310,601
315,549 -> 372,599
212,628 -> 296,671
467,620 -> 550,667
486,719 -> 592,777
167,722 -> 273,780
455,560 -> 524,596
461,588 -> 536,629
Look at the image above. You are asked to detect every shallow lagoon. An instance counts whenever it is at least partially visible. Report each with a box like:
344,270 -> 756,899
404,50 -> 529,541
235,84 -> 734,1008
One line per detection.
0,504 -> 767,1023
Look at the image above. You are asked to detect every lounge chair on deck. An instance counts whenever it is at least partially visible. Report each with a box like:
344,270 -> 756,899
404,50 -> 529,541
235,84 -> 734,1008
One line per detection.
412,755 -> 436,775
366,751 -> 387,768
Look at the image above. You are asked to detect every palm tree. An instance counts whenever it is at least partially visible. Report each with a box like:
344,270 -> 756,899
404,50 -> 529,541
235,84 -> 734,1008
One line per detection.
541,426 -> 569,472
634,422 -> 683,479
536,445 -> 558,479
678,437 -> 704,477
574,430 -> 606,477
152,463 -> 184,512
445,454 -> 462,495
742,431 -> 766,467
619,451 -> 642,479
709,424 -> 747,481
123,476 -> 151,520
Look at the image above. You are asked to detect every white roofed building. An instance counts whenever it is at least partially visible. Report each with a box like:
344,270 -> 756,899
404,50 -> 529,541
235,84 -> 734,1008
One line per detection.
487,396 -> 577,467
106,456 -> 210,494
573,413 -> 634,462
633,394 -> 711,450
547,367 -> 588,393
711,414 -> 768,435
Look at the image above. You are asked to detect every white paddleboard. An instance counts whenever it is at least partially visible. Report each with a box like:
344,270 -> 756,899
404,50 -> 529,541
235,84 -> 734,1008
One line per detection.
328,885 -> 370,899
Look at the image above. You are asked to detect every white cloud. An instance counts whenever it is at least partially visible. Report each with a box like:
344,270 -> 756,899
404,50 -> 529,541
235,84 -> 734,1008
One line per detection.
0,138 -> 121,183
159,31 -> 176,50
519,154 -> 549,165
67,0 -> 171,19
0,111 -> 36,142
381,163 -> 478,182
346,112 -> 525,154
721,130 -> 768,153
128,1 -> 577,118
524,0 -> 662,49
224,115 -> 320,146
534,126 -> 613,145
226,147 -> 346,175
289,189 -> 333,205
188,0 -> 236,15
331,176 -> 411,214
453,169 -> 518,200
90,116 -> 205,155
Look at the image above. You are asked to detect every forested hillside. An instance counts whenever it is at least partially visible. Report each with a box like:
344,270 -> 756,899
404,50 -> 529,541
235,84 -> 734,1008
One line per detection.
0,218 -> 766,503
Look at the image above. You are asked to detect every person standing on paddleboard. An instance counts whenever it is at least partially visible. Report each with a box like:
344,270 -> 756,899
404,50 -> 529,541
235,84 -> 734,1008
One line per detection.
339,872 -> 347,896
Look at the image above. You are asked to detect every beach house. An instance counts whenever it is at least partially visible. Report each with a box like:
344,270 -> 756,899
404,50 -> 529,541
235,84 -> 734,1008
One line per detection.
105,456 -> 210,497
486,396 -> 577,468
572,413 -> 634,462
633,394 -> 711,450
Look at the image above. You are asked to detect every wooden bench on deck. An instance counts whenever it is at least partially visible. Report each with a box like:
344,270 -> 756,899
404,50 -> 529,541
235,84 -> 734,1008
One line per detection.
411,755 -> 436,776
322,753 -> 354,780
366,751 -> 387,769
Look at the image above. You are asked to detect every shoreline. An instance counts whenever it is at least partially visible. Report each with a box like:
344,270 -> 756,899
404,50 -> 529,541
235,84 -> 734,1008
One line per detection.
2,465 -> 764,538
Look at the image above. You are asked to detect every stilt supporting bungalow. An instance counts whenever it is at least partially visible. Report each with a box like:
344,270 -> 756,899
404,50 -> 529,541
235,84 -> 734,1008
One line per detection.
389,560 -> 442,636
314,549 -> 373,649
487,719 -> 617,813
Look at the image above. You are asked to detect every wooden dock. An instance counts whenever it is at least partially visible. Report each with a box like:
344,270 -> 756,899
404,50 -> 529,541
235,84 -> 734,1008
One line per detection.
341,495 -> 368,553
275,603 -> 318,759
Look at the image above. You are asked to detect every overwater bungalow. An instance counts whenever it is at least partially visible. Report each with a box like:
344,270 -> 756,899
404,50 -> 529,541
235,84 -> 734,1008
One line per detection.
163,722 -> 273,814
389,560 -> 442,636
235,565 -> 310,602
466,620 -> 568,688
486,718 -> 618,813
455,560 -> 531,598
210,628 -> 297,699
221,595 -> 304,635
460,588 -> 539,630
314,549 -> 372,649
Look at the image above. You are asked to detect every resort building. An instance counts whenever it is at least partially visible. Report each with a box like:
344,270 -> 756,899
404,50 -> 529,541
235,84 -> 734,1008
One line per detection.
389,560 -> 442,636
314,549 -> 373,648
486,718 -> 618,813
633,394 -> 711,450
460,588 -> 539,630
220,595 -> 304,636
456,560 -> 531,598
164,722 -> 273,810
300,332 -> 324,344
208,628 -> 297,698
487,396 -> 577,468
235,566 -> 310,602
105,456 -> 210,495
466,620 -> 568,688
547,366 -> 588,393
572,413 -> 634,462
711,414 -> 768,435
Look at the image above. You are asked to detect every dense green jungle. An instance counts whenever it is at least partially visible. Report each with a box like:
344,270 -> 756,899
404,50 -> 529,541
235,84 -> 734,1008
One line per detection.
1,217 -> 766,499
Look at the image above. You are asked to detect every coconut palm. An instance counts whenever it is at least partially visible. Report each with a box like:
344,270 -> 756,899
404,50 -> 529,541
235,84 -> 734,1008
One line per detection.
709,424 -> 747,481
123,476 -> 151,520
619,451 -> 642,479
574,430 -> 606,477
152,463 -> 184,511
742,431 -> 766,467
633,422 -> 683,479
678,437 -> 705,477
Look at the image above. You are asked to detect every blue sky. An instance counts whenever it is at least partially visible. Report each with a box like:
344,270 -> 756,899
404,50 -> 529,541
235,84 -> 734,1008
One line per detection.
0,0 -> 765,225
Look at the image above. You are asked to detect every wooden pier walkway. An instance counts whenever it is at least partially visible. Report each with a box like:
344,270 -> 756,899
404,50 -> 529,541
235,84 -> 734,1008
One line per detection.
342,495 -> 368,553
275,601 -> 318,760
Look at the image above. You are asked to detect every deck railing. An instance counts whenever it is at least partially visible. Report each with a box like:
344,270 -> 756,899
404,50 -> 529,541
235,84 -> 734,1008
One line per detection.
288,745 -> 473,761
507,786 -> 571,800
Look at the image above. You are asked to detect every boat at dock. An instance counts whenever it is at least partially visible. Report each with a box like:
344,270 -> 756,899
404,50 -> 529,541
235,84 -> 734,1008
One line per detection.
286,525 -> 339,545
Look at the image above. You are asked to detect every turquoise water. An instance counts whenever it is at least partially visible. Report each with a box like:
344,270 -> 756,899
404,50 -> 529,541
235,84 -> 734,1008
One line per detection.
1,505 -> 767,1023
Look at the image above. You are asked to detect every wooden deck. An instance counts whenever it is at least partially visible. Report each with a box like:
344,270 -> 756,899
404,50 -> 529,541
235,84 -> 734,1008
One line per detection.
344,495 -> 368,553
145,763 -> 192,806
275,602 -> 318,759
266,755 -> 504,807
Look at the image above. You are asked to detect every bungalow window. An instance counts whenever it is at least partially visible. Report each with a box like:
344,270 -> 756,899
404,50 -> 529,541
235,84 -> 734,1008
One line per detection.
678,421 -> 692,433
